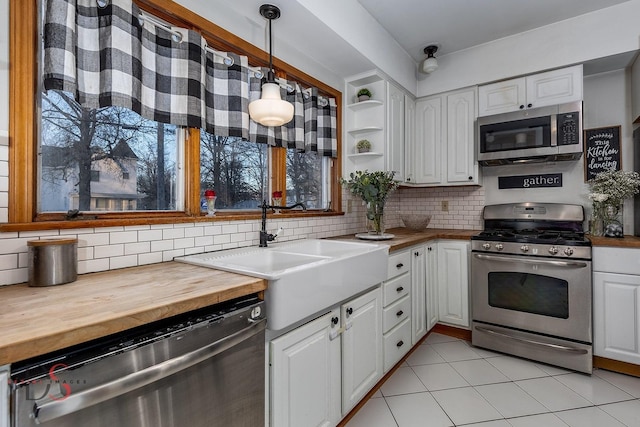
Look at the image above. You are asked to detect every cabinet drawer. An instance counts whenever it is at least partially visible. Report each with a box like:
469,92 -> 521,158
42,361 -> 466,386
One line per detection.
383,294 -> 411,333
383,318 -> 411,372
388,251 -> 411,280
593,247 -> 640,275
382,273 -> 410,306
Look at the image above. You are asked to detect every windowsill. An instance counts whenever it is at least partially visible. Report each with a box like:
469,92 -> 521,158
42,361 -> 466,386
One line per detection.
0,211 -> 345,232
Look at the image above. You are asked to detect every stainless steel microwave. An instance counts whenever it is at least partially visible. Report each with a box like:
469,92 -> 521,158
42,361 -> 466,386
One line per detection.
477,101 -> 583,166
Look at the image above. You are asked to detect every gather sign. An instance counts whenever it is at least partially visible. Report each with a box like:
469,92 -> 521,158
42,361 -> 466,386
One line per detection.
584,125 -> 621,181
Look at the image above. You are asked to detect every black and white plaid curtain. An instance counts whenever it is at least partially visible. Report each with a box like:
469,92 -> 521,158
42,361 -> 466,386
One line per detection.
43,0 -> 338,157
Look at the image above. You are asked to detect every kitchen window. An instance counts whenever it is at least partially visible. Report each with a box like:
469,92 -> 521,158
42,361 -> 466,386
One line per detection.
5,0 -> 342,230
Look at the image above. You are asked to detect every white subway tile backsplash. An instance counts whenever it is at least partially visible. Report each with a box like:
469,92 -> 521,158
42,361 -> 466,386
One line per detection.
94,244 -> 124,259
110,255 -> 138,270
124,242 -> 150,255
138,252 -> 163,265
162,228 -> 185,240
0,253 -> 17,270
110,231 -> 138,245
78,258 -> 110,274
0,186 -> 486,286
0,268 -> 27,285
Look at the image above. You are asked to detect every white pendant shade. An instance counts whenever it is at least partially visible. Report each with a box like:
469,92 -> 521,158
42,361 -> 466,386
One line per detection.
422,57 -> 438,74
249,82 -> 294,127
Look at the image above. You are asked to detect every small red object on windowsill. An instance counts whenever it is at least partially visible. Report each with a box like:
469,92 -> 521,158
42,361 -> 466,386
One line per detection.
272,190 -> 282,198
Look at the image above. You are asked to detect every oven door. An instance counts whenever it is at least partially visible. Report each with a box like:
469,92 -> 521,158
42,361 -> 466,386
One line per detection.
471,252 -> 592,343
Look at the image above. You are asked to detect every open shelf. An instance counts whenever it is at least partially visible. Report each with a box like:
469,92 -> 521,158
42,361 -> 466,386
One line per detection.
347,99 -> 383,111
347,152 -> 383,158
347,126 -> 383,136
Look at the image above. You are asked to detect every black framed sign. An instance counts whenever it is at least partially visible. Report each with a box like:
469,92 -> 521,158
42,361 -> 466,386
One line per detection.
584,125 -> 621,181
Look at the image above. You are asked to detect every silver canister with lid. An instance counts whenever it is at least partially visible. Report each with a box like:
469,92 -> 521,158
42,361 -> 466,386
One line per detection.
27,237 -> 78,287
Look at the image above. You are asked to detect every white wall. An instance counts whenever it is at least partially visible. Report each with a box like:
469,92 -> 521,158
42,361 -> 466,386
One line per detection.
417,0 -> 640,97
482,69 -> 634,233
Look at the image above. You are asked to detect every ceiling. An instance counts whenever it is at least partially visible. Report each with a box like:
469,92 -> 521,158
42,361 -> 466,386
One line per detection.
357,0 -> 632,61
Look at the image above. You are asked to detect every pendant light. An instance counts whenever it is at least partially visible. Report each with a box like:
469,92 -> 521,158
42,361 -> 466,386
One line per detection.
421,45 -> 439,74
248,4 -> 294,127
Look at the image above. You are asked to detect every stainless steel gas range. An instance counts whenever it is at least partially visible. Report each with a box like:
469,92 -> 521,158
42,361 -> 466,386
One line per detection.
471,202 -> 593,374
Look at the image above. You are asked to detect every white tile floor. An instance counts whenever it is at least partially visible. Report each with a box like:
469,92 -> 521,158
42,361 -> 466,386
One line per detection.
345,333 -> 640,427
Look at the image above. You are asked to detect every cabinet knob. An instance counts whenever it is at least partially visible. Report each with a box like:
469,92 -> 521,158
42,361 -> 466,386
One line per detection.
468,176 -> 473,180
519,105 -> 525,109
331,316 -> 339,325
527,103 -> 533,108
396,310 -> 404,317
396,286 -> 404,292
428,247 -> 432,251
406,177 -> 411,182
396,263 -> 404,269
396,340 -> 404,348
414,251 -> 419,257
346,307 -> 353,316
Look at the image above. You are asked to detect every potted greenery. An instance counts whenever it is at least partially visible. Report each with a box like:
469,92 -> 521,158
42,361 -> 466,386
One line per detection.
340,170 -> 400,235
356,139 -> 371,153
357,88 -> 372,102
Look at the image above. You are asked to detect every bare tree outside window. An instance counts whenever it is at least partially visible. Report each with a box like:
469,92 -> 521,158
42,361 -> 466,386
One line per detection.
199,131 -> 268,210
286,150 -> 329,209
39,90 -> 179,212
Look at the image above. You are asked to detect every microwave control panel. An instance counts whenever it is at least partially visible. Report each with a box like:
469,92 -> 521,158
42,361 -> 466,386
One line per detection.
557,111 -> 580,145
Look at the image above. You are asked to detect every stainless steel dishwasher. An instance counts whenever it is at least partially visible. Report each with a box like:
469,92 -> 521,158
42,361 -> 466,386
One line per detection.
10,295 -> 266,427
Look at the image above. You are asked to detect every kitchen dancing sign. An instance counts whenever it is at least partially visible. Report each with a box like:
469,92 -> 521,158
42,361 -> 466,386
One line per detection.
584,125 -> 621,181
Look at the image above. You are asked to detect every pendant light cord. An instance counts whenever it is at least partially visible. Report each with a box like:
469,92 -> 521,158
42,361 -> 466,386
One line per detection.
268,16 -> 274,82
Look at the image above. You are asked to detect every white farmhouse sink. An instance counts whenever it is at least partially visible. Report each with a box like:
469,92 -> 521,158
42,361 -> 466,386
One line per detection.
175,239 -> 388,331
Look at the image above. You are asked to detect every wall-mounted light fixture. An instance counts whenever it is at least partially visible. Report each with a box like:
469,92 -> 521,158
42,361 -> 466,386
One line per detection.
248,4 -> 294,127
421,45 -> 439,74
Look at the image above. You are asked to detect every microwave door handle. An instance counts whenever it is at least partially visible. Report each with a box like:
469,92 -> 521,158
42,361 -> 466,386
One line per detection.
473,253 -> 588,269
551,112 -> 558,146
32,317 -> 266,424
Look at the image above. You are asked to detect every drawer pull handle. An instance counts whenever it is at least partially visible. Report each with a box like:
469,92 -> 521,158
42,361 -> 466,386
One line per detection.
396,310 -> 404,317
396,340 -> 404,348
396,263 -> 404,269
396,286 -> 404,292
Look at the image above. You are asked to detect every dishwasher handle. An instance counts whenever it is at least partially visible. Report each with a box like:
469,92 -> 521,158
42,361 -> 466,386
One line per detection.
33,316 -> 266,424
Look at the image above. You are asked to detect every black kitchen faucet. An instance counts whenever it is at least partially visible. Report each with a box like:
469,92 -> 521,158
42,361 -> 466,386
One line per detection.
259,200 -> 306,247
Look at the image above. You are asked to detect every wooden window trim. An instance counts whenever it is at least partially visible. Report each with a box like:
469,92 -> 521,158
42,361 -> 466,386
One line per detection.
5,0 -> 342,231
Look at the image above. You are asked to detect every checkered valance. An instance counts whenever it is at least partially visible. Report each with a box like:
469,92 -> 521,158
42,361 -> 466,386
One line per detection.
43,0 -> 337,157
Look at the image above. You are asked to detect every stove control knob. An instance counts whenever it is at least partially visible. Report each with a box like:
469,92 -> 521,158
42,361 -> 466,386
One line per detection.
564,247 -> 574,256
549,246 -> 559,255
520,245 -> 529,253
482,243 -> 491,250
495,243 -> 504,251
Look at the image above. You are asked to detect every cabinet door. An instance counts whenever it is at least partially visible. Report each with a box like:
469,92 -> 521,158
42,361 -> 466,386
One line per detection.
271,309 -> 341,427
525,65 -> 583,109
387,83 -> 405,182
437,241 -> 470,327
478,77 -> 526,116
414,96 -> 442,184
342,287 -> 383,414
593,272 -> 640,365
425,244 -> 439,331
404,96 -> 416,184
411,246 -> 427,344
446,88 -> 478,185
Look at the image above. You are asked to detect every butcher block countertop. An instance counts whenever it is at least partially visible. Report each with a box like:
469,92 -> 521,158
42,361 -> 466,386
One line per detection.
589,235 -> 640,248
0,262 -> 266,365
331,227 -> 479,252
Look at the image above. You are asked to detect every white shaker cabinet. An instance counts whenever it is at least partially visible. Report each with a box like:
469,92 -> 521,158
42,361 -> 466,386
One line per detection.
410,246 -> 427,345
437,241 -> 470,328
270,309 -> 342,427
270,285 -> 383,426
382,250 -> 412,372
386,82 -> 405,182
341,287 -> 383,413
410,87 -> 478,186
425,244 -> 439,331
593,247 -> 640,365
478,64 -> 583,116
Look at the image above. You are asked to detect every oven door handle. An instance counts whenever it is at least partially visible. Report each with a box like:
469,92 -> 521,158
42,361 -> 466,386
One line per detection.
473,253 -> 588,269
32,317 -> 267,424
474,326 -> 589,354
